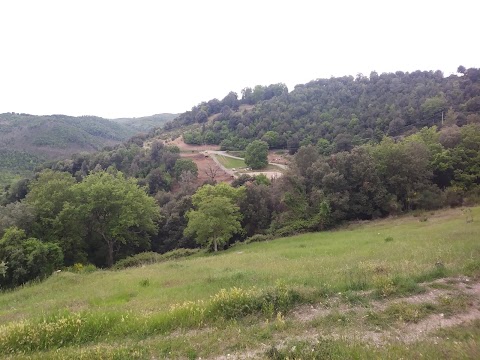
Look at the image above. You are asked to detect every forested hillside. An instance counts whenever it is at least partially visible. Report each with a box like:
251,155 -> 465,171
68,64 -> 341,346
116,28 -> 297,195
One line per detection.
1,67 -> 480,288
0,112 -> 177,188
166,67 -> 480,153
112,113 -> 178,133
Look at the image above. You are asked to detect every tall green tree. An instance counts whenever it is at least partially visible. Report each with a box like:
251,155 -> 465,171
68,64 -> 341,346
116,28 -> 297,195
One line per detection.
184,196 -> 242,252
69,171 -> 160,267
245,140 -> 269,169
26,170 -> 76,241
184,183 -> 244,252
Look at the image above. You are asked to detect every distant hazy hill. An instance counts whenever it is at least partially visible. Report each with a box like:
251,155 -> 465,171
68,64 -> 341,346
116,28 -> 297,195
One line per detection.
0,113 -> 135,160
0,112 -> 175,187
112,113 -> 178,133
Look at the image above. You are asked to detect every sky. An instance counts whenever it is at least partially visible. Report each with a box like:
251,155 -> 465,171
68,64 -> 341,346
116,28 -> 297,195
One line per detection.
0,0 -> 478,119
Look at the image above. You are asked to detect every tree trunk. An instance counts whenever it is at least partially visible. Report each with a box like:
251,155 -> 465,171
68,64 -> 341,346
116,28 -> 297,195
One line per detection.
107,241 -> 114,267
213,238 -> 218,252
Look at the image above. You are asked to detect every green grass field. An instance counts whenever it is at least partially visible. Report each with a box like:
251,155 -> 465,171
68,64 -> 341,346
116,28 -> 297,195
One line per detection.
215,154 -> 246,169
1,207 -> 479,359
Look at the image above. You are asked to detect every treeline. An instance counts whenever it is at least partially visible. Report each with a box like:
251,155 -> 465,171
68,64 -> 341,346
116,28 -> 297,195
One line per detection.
1,123 -> 479,288
167,67 -> 480,152
1,67 -> 480,289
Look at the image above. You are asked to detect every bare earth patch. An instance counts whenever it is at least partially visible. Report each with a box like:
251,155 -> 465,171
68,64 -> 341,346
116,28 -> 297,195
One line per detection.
213,277 -> 480,359
293,277 -> 480,345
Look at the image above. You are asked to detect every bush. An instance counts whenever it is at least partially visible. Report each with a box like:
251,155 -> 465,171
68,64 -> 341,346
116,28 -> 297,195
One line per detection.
411,185 -> 445,210
114,249 -> 200,270
245,234 -> 273,244
464,186 -> 480,206
0,227 -> 63,288
444,187 -> 464,207
162,248 -> 200,261
113,252 -> 162,269
65,263 -> 97,274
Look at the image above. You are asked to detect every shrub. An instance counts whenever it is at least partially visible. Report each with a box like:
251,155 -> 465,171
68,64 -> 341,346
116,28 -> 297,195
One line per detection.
162,248 -> 200,261
411,185 -> 445,210
464,186 -> 480,206
0,227 -> 63,288
113,252 -> 162,269
65,263 -> 97,274
113,249 -> 200,270
245,234 -> 273,244
444,187 -> 464,207
373,275 -> 423,298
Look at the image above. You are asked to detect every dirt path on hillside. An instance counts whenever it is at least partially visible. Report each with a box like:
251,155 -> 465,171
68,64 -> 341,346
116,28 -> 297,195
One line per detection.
212,277 -> 480,359
179,152 -> 233,186
206,150 -> 287,180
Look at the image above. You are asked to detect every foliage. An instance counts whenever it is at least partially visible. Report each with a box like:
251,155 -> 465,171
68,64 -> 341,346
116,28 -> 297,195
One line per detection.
185,196 -> 242,252
166,68 -> 480,155
173,158 -> 198,180
244,140 -> 269,169
0,201 -> 36,238
68,170 -> 160,267
0,227 -> 63,288
113,248 -> 200,270
0,261 -> 6,277
191,182 -> 245,206
185,184 -> 245,252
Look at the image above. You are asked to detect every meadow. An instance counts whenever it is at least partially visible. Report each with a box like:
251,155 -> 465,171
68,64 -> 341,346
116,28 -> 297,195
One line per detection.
0,206 -> 479,359
215,154 -> 246,169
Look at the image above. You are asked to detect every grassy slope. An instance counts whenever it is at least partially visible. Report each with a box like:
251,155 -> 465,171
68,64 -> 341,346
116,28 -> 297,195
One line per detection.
215,155 -> 246,169
1,207 -> 479,359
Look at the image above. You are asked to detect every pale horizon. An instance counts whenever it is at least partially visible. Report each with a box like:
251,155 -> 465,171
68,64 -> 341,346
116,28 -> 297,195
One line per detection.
1,0 -> 478,119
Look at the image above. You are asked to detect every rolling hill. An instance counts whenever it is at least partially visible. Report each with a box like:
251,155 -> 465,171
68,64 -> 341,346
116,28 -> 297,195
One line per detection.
0,206 -> 478,359
161,67 -> 480,153
0,112 -> 176,188
112,113 -> 178,133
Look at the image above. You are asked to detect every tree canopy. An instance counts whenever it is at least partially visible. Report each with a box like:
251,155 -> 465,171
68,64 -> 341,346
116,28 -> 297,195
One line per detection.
245,140 -> 269,169
69,170 -> 160,267
184,183 -> 244,252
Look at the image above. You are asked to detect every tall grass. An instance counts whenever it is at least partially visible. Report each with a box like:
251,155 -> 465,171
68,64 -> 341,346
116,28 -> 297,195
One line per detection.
0,207 -> 478,357
0,283 -> 304,354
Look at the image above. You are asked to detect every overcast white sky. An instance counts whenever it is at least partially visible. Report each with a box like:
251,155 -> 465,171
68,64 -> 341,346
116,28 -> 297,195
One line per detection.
0,0 -> 478,119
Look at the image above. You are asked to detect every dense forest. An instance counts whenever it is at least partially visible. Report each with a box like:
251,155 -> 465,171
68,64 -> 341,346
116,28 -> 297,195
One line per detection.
1,67 -> 480,289
166,67 -> 480,152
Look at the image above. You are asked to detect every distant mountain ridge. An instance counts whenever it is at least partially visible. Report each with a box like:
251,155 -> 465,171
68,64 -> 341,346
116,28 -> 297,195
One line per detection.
0,112 -> 177,187
111,113 -> 178,133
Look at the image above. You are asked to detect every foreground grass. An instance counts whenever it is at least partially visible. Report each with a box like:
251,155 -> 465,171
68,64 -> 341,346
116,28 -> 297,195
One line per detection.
1,206 -> 479,358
